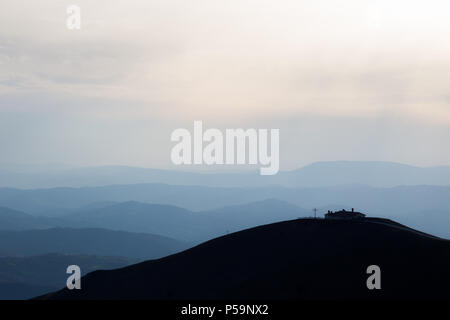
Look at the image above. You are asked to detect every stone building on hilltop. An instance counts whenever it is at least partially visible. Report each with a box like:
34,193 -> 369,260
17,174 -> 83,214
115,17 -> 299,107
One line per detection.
325,208 -> 365,219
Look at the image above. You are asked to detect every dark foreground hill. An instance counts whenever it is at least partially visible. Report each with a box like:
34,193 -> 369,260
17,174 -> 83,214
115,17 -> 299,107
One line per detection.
39,218 -> 450,300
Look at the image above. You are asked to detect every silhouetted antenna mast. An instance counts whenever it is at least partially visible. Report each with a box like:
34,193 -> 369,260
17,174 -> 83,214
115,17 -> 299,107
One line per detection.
313,208 -> 317,219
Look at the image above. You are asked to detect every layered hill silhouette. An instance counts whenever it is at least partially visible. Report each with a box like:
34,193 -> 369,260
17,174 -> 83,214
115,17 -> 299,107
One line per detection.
3,161 -> 450,189
2,182 -> 450,241
3,183 -> 450,219
0,199 -> 309,242
62,199 -> 308,242
0,228 -> 188,259
0,206 -> 53,230
40,217 -> 450,300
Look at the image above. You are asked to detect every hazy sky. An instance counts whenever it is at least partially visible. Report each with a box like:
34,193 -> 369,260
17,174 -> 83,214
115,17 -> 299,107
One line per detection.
1,0 -> 450,170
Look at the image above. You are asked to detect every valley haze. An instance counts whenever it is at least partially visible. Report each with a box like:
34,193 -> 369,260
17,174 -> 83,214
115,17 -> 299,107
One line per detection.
2,161 -> 450,189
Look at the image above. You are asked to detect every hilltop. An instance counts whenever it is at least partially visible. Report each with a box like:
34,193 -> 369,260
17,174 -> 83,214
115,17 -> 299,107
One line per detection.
40,217 -> 450,300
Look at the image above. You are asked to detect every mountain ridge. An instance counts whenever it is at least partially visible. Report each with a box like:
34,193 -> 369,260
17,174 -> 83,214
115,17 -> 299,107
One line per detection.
3,161 -> 450,189
0,227 -> 188,259
0,199 -> 310,242
39,217 -> 450,300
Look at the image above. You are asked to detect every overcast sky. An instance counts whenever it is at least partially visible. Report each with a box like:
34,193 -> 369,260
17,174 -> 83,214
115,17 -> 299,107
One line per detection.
1,0 -> 450,170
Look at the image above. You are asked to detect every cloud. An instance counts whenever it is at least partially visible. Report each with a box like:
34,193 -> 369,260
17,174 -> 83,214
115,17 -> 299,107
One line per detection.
1,0 -> 450,167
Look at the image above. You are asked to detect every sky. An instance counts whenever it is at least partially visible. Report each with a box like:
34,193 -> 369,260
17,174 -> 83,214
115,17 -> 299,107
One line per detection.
1,0 -> 450,170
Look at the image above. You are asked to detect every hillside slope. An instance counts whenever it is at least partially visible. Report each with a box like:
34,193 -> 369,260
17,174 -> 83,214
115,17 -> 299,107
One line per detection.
40,218 -> 450,300
0,253 -> 136,300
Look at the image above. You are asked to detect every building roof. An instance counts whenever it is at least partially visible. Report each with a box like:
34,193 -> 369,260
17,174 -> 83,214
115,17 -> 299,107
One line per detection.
325,209 -> 366,218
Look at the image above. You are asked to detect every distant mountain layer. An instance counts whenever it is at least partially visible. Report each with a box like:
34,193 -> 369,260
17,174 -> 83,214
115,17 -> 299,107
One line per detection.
63,199 -> 308,242
0,253 -> 136,299
1,183 -> 450,239
40,217 -> 450,300
0,200 -> 309,242
3,183 -> 450,216
0,228 -> 188,259
0,206 -> 51,230
3,161 -> 450,189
